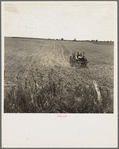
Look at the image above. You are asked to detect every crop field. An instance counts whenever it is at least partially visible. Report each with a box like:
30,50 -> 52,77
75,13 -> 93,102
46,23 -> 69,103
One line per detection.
4,37 -> 114,113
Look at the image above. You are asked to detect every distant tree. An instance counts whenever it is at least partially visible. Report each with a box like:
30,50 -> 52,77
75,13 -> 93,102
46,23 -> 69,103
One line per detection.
96,40 -> 98,42
91,40 -> 95,42
74,38 -> 76,41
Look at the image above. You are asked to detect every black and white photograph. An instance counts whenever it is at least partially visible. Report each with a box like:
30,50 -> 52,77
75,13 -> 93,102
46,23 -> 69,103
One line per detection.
3,1 -> 116,113
2,1 -> 118,148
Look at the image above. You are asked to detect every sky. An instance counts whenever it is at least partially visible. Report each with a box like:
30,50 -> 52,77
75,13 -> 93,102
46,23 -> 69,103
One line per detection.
2,2 -> 117,41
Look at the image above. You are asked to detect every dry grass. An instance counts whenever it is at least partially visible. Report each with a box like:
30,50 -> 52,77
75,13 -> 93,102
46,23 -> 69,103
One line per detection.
4,37 -> 114,113
4,68 -> 113,113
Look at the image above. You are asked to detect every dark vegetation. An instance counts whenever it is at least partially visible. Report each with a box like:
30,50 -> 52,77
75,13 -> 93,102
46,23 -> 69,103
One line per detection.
4,68 -> 113,113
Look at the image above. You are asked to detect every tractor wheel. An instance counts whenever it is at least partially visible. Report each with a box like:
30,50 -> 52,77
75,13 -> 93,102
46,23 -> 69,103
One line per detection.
70,57 -> 72,66
70,58 -> 74,67
81,62 -> 85,67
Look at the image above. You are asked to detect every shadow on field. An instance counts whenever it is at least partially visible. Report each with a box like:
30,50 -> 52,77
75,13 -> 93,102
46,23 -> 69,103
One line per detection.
4,68 -> 113,113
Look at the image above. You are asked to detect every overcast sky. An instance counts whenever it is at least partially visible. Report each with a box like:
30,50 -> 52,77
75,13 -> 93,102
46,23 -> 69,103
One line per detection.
3,2 -> 117,41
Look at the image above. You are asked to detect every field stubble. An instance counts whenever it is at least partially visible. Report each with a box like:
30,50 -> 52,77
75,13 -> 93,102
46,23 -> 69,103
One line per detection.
4,38 -> 114,113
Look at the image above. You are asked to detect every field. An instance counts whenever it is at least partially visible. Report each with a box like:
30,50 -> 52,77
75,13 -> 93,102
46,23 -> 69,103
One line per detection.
4,37 -> 114,113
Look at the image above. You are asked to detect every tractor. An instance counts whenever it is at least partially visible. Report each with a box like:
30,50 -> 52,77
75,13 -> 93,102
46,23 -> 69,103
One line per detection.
70,52 -> 88,68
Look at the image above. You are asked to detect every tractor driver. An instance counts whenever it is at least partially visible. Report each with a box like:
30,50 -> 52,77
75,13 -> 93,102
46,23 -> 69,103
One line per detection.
77,52 -> 83,59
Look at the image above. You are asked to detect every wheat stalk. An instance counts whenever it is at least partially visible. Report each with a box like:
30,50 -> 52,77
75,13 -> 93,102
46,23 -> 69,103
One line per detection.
93,80 -> 102,104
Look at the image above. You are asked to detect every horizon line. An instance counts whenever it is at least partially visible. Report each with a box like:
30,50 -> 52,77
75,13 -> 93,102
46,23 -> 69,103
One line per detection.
4,36 -> 114,42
